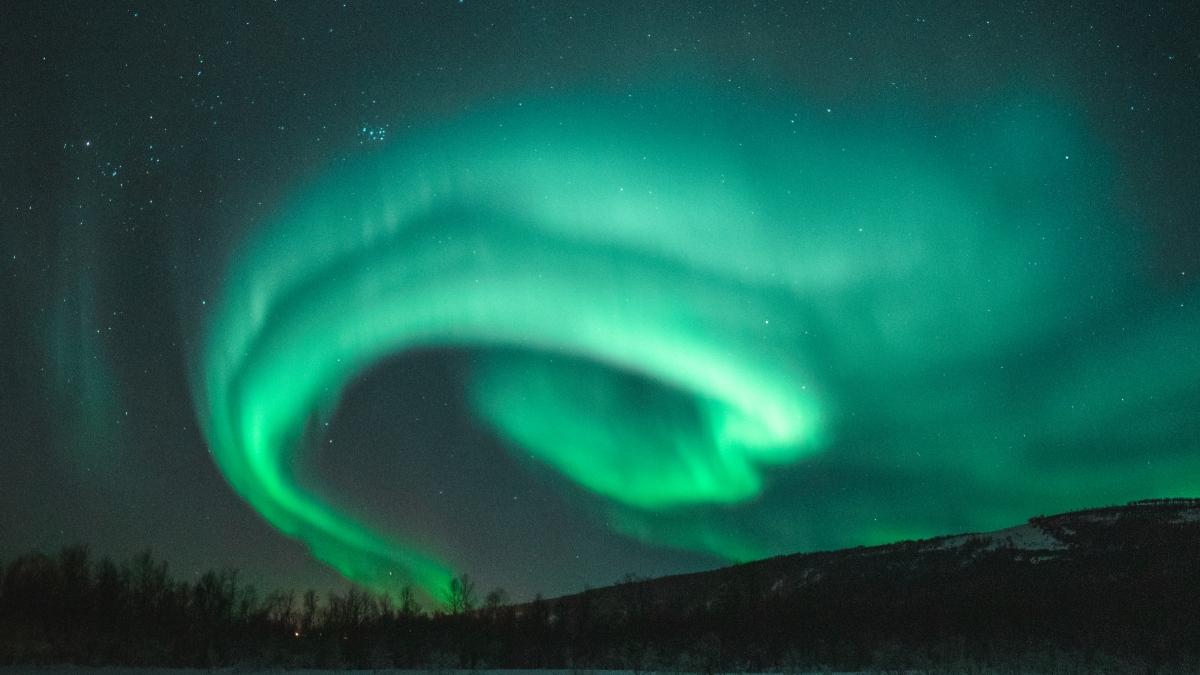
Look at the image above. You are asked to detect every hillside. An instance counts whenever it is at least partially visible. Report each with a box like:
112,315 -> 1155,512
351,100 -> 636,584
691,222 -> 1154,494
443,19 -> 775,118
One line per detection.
3,499 -> 1199,672
562,498 -> 1200,610
510,498 -> 1200,671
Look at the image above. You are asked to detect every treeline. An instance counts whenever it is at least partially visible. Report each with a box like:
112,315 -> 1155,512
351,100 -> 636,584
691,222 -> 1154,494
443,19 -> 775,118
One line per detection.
1127,497 -> 1200,506
4,507 -> 1200,674
0,546 -> 500,668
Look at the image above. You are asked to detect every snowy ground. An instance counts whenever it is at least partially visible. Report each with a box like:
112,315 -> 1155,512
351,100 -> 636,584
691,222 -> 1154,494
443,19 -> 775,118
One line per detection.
0,662 -> 868,667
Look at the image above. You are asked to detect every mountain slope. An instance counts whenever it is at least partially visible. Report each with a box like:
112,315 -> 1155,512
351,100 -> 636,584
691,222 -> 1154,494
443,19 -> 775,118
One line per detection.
517,499 -> 1200,671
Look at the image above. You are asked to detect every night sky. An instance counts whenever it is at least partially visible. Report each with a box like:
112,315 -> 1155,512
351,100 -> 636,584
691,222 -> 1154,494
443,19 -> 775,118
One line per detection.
2,2 -> 1198,603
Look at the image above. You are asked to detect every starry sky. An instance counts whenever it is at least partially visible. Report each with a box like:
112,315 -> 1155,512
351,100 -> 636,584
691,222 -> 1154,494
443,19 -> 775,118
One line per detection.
2,1 -> 1198,603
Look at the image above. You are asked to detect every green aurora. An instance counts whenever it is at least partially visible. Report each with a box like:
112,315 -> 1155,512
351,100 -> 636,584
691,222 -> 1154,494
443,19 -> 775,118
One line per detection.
196,89 -> 1200,599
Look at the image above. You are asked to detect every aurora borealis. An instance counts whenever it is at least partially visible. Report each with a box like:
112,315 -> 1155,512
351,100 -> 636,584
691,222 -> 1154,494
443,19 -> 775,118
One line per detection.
3,2 -> 1198,602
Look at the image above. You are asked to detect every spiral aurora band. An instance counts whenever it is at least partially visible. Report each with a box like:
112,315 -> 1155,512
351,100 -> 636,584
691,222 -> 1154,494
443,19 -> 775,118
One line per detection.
196,90 -> 1184,598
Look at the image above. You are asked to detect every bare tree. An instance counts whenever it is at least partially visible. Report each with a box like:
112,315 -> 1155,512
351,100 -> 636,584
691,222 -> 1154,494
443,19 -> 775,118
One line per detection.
300,589 -> 318,636
398,584 -> 421,617
485,587 -> 509,610
443,572 -> 476,614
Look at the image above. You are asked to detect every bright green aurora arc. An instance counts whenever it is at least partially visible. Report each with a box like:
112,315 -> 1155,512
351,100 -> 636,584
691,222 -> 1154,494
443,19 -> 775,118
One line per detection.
196,89 -> 1200,599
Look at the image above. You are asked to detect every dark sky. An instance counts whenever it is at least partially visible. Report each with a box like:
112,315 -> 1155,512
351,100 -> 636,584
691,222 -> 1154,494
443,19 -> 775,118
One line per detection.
2,1 -> 1198,603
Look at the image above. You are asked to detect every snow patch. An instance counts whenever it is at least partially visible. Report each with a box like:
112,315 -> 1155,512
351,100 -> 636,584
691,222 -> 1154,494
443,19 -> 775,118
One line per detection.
925,523 -> 1066,552
1172,507 -> 1200,523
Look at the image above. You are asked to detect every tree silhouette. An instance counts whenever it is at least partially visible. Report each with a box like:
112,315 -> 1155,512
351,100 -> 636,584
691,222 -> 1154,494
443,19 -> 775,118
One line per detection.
484,587 -> 509,611
443,572 -> 476,615
2,500 -> 1200,671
